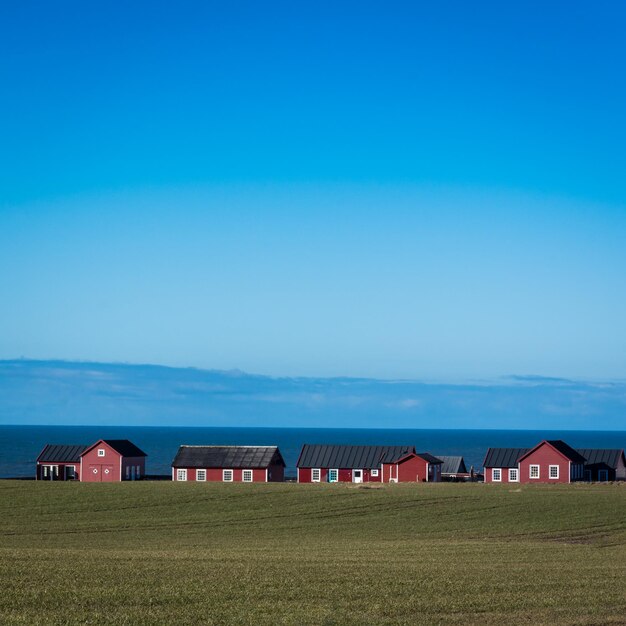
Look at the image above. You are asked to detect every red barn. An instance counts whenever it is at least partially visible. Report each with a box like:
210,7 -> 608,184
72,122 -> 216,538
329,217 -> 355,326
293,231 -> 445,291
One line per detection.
296,444 -> 442,483
171,445 -> 286,482
80,439 -> 147,482
518,440 -> 585,484
36,444 -> 88,480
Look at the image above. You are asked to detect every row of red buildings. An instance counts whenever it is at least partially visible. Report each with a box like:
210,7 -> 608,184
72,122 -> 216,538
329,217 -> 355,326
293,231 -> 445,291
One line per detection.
36,439 -> 625,484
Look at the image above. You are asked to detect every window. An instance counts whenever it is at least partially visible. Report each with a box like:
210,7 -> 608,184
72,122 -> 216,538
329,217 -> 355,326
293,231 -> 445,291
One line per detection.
311,468 -> 321,482
492,468 -> 502,482
371,469 -> 379,477
598,469 -> 609,482
328,469 -> 338,482
508,468 -> 518,482
549,465 -> 559,479
66,466 -> 76,479
136,466 -> 140,479
176,469 -> 187,481
530,465 -> 540,479
243,470 -> 253,482
196,469 -> 206,481
223,469 -> 233,482
42,466 -> 50,479
97,449 -> 105,457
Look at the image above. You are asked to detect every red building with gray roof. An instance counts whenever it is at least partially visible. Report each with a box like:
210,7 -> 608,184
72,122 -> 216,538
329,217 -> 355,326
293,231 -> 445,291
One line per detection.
36,444 -> 88,480
171,445 -> 285,482
296,444 -> 442,483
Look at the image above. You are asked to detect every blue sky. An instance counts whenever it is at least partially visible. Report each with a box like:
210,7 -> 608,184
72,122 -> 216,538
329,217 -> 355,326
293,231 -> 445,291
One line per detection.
1,2 -> 626,381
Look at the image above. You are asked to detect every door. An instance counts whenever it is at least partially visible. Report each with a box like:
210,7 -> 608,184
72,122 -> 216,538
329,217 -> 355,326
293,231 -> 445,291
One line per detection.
353,469 -> 363,483
89,465 -> 101,481
598,469 -> 609,482
102,465 -> 114,482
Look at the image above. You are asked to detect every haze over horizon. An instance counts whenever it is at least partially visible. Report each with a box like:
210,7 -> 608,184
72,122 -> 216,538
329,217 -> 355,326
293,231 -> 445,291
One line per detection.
1,359 -> 625,431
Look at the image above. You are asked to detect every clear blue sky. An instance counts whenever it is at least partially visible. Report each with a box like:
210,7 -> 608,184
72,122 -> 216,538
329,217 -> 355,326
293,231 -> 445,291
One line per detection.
1,1 -> 625,380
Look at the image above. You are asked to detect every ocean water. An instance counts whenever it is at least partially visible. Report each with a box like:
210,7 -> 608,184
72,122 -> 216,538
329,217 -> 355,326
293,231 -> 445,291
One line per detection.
1,425 -> 624,479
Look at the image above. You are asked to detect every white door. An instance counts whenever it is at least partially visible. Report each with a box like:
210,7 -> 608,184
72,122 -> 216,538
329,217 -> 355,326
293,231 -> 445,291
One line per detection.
353,469 -> 363,483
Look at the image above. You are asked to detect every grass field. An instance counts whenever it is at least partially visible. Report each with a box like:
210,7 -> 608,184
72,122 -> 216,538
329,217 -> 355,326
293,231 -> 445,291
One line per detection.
0,481 -> 624,625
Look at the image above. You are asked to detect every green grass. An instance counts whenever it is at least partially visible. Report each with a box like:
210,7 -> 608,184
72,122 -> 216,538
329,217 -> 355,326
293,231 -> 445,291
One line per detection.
0,481 -> 624,625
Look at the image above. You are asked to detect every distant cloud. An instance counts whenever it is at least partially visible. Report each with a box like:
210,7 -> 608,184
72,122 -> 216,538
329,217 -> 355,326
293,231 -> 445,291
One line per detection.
0,359 -> 625,430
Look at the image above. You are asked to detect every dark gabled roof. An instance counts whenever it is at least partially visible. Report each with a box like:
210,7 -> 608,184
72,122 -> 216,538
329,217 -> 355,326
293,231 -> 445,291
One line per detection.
81,439 -> 147,458
483,448 -> 529,468
577,449 -> 625,469
172,446 -> 285,469
297,444 -> 414,469
519,440 -> 586,464
37,444 -> 89,463
437,456 -> 468,474
415,452 -> 443,464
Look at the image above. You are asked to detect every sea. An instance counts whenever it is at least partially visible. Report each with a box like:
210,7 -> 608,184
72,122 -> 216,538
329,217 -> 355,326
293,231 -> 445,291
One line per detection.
1,425 -> 625,479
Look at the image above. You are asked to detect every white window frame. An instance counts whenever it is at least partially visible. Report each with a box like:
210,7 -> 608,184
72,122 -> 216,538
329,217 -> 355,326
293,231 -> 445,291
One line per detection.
97,449 -> 105,457
529,464 -> 540,479
549,465 -> 559,480
311,468 -> 321,482
242,469 -> 253,482
492,468 -> 502,482
176,469 -> 187,481
508,468 -> 518,482
371,469 -> 379,477
328,469 -> 338,483
196,469 -> 206,481
223,469 -> 233,482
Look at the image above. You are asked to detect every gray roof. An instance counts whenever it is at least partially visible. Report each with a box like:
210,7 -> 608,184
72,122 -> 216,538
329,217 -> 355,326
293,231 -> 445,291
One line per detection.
483,448 -> 529,468
437,455 -> 468,474
84,439 -> 147,457
416,452 -> 443,465
37,444 -> 89,463
172,446 -> 285,469
537,440 -> 586,464
577,449 -> 625,468
297,444 -> 414,469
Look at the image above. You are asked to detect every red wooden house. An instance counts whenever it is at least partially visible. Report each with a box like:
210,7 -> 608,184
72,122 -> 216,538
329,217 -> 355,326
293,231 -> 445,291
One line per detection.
36,444 -> 88,480
296,444 -> 442,483
171,445 -> 286,482
518,440 -> 586,484
80,440 -> 147,482
484,440 -> 586,484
